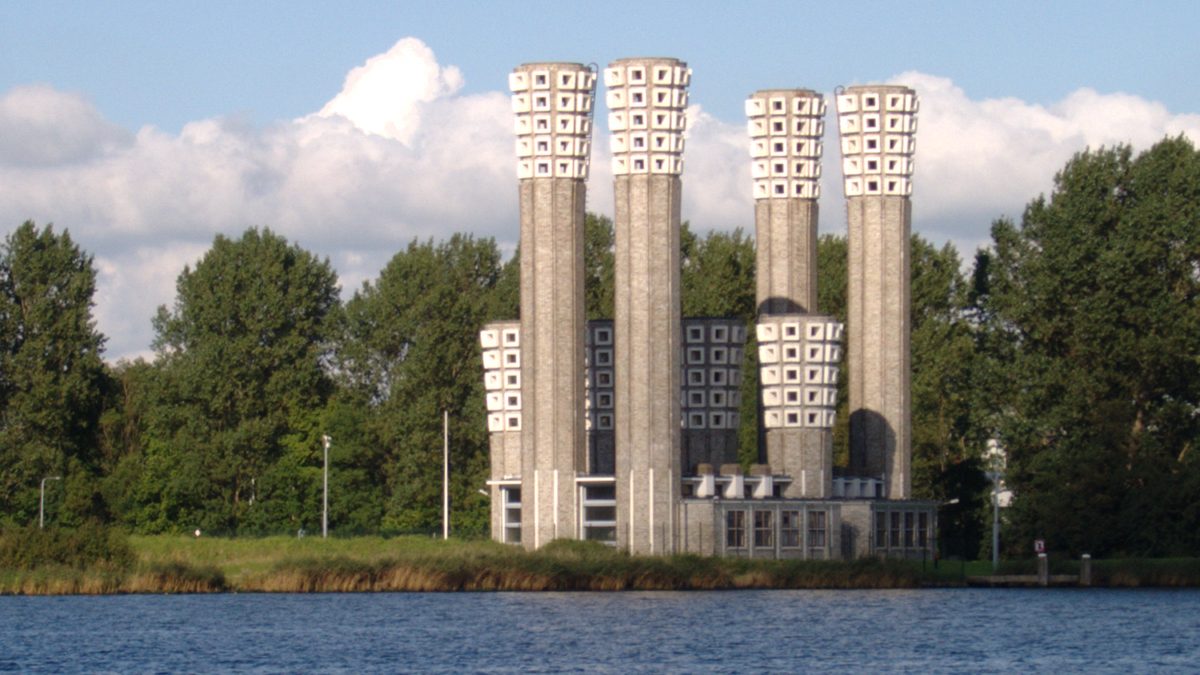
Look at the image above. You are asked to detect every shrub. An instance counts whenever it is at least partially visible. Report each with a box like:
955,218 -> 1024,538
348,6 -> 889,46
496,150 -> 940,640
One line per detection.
0,522 -> 135,570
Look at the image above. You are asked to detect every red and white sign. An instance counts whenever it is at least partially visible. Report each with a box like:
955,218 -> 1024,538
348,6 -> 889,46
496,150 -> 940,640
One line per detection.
1034,539 -> 1046,554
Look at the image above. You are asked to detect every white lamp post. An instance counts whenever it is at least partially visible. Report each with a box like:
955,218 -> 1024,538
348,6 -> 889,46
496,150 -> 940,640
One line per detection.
442,410 -> 449,540
322,434 -> 330,539
39,476 -> 61,529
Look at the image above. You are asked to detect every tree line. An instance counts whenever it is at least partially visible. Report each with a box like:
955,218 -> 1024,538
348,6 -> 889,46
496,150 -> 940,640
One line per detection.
2,137 -> 1198,557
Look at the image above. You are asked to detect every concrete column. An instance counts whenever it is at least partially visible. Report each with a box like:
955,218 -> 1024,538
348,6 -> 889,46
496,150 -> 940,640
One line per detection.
846,195 -> 911,498
509,63 -> 596,549
746,90 -> 829,493
518,176 -> 587,549
613,173 -> 683,554
836,85 -> 917,500
756,198 -> 819,315
607,57 -> 689,556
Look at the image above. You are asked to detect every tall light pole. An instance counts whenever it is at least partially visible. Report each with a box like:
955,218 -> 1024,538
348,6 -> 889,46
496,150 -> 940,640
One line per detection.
442,409 -> 449,540
322,434 -> 330,539
986,438 -> 1005,572
990,477 -> 1000,571
39,476 -> 61,529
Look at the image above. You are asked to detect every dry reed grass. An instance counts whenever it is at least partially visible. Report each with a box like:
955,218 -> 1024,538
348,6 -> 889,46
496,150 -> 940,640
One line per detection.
11,534 -> 1198,594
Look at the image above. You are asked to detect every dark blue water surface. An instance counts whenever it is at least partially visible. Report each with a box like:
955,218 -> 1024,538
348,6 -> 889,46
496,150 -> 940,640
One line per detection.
1,589 -> 1198,673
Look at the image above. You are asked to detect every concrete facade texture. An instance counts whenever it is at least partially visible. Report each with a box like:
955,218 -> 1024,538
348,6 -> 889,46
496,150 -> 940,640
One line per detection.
845,195 -> 912,498
765,428 -> 833,498
613,172 -> 683,554
518,176 -> 588,547
755,199 -> 819,315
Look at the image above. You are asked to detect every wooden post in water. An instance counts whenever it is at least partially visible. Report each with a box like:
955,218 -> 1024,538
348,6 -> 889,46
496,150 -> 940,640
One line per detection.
1080,554 -> 1092,586
1037,553 -> 1049,587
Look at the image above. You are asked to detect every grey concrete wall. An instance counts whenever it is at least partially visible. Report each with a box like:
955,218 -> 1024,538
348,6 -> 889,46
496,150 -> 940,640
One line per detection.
756,198 -> 819,315
519,174 -> 588,548
679,499 -> 717,555
614,173 -> 683,555
765,428 -> 832,498
846,195 -> 911,499
840,500 -> 874,559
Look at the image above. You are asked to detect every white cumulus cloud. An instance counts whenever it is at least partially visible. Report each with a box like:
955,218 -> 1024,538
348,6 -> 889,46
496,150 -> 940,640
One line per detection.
1,38 -> 1198,360
0,85 -> 132,166
317,37 -> 465,144
891,72 -> 1200,254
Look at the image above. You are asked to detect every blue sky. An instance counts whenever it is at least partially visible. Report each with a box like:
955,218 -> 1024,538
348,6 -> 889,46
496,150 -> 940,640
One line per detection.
2,0 -> 1198,360
5,1 -> 1197,131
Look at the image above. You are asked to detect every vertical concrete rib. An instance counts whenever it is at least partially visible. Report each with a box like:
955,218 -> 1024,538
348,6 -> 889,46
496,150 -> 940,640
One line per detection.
606,57 -> 690,555
509,63 -> 596,548
836,85 -> 917,499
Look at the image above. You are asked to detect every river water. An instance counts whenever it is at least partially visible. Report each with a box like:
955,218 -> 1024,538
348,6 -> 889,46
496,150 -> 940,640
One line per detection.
1,589 -> 1197,672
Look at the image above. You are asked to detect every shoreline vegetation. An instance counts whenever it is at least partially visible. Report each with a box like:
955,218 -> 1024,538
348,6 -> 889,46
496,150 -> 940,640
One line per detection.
3,529 -> 1200,595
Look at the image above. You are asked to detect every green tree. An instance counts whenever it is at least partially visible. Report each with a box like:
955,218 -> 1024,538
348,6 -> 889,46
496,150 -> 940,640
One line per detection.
337,234 -> 508,534
136,228 -> 340,533
980,137 -> 1200,556
584,213 -> 615,320
680,224 -> 756,320
0,222 -> 109,526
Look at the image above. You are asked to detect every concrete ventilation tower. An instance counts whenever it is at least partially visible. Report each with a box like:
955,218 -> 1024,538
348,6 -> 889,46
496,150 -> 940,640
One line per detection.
504,63 -> 597,548
605,57 -> 690,555
835,86 -> 918,499
746,90 -> 825,315
745,90 -> 842,499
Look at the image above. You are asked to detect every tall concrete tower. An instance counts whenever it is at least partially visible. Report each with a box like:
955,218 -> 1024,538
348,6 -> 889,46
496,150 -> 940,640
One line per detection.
746,90 -> 825,315
745,90 -> 838,498
605,57 -> 690,554
508,63 -> 596,548
835,85 -> 918,499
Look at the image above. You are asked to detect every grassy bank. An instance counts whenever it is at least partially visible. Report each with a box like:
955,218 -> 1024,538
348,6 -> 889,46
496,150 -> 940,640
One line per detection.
4,530 -> 1200,594
2,533 -> 920,594
136,536 -> 923,592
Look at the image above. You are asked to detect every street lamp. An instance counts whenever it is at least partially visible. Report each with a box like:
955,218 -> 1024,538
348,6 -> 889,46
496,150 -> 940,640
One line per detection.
989,474 -> 1001,571
39,476 -> 61,529
985,439 -> 1006,572
322,435 -> 330,539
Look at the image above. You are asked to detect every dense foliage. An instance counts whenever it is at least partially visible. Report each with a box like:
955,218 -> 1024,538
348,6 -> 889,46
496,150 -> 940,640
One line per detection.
3,137 -> 1198,558
978,137 -> 1200,556
0,223 -> 110,527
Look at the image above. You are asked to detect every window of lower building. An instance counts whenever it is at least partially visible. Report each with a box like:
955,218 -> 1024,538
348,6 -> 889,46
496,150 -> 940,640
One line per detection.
808,510 -> 827,549
726,510 -> 747,548
580,484 -> 616,545
890,511 -> 902,548
781,510 -> 801,548
918,512 -> 929,548
904,512 -> 915,548
875,512 -> 887,549
754,511 -> 773,548
502,487 -> 521,545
